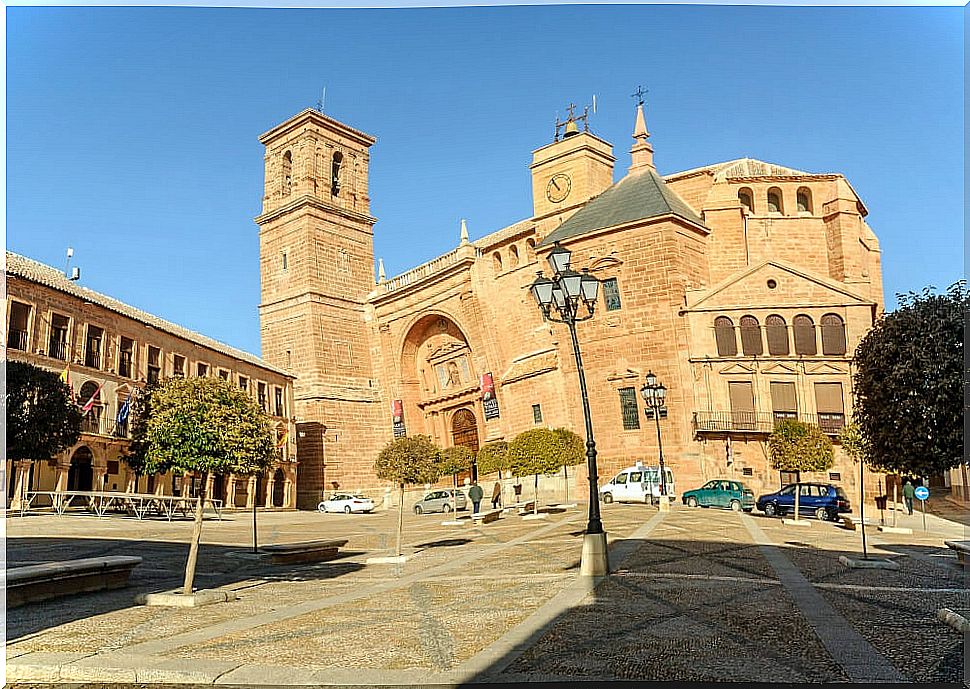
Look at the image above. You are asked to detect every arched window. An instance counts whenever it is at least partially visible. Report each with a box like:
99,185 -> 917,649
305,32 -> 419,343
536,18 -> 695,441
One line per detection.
820,313 -> 847,355
793,315 -> 817,356
509,244 -> 520,269
767,188 -> 783,214
492,251 -> 503,273
739,316 -> 763,356
796,187 -> 813,214
282,151 -> 292,197
765,315 -> 789,356
331,151 -> 343,196
714,316 -> 737,357
738,188 -> 754,213
526,238 -> 537,262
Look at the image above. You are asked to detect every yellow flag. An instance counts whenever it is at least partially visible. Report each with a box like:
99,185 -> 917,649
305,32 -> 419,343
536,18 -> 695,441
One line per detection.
276,429 -> 289,449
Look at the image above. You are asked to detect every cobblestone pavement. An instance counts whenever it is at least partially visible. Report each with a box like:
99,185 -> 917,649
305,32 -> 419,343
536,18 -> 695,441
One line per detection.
5,500 -> 968,684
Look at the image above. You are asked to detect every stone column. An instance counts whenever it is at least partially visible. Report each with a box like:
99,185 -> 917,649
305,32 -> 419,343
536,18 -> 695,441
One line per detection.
54,463 -> 69,492
93,467 -> 108,492
205,473 -> 215,499
246,476 -> 257,509
264,476 -> 276,508
10,461 -> 32,510
225,474 -> 237,508
283,476 -> 293,508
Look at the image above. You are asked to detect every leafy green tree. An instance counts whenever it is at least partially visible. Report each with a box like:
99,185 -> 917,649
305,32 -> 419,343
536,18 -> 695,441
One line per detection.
438,445 -> 474,513
143,376 -> 276,594
553,427 -> 585,503
374,435 -> 442,556
508,428 -> 564,514
853,282 -> 967,477
476,441 -> 508,479
6,361 -> 82,464
118,384 -> 156,488
768,419 -> 834,521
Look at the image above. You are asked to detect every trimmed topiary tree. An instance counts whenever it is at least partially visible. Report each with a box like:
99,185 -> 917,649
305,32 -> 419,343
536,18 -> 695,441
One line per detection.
143,376 -> 276,594
508,428 -> 564,515
439,445 -> 474,513
476,441 -> 509,479
553,427 -> 585,503
374,435 -> 442,556
768,419 -> 834,521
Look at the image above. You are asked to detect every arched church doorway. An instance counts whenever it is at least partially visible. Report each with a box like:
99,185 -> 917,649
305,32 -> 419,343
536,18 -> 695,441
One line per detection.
68,447 -> 94,491
451,408 -> 480,481
272,468 -> 285,507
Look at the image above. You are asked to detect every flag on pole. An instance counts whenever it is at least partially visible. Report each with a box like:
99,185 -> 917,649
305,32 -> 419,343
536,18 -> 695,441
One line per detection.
276,429 -> 290,449
59,364 -> 71,387
117,388 -> 134,424
80,381 -> 105,414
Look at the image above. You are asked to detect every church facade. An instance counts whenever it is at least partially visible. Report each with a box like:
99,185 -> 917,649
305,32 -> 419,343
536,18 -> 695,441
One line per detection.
256,103 -> 885,510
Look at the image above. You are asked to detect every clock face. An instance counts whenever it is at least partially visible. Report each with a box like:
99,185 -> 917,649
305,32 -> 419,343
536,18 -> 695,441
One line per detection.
546,173 -> 572,203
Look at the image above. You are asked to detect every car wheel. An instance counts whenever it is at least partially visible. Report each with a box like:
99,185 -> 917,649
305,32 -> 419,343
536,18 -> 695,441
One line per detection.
602,493 -> 613,504
442,503 -> 452,513
815,507 -> 828,522
318,504 -> 327,513
414,505 -> 423,515
730,500 -> 742,512
687,496 -> 698,508
764,502 -> 777,517
344,505 -> 352,514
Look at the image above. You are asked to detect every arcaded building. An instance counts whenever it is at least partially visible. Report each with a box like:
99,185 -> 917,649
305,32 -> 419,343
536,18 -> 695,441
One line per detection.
256,103 -> 884,509
5,252 -> 298,509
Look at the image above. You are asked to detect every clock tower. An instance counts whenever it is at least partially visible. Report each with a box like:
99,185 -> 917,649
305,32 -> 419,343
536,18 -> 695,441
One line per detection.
530,105 -> 615,234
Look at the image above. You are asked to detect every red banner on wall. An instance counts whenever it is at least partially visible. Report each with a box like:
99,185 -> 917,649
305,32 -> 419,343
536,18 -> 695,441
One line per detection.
391,399 -> 406,438
480,373 -> 500,420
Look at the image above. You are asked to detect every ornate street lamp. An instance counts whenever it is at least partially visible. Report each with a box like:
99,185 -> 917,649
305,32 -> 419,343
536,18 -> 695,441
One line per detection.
640,371 -> 670,511
528,242 -> 608,576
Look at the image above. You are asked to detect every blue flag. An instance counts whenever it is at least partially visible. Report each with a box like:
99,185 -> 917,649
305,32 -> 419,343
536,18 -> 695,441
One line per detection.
117,389 -> 133,423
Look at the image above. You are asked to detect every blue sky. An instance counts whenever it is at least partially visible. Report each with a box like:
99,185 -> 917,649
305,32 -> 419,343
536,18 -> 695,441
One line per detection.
7,6 -> 964,357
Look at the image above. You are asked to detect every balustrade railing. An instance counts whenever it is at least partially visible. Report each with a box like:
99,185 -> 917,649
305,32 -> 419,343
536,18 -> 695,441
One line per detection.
693,411 -> 845,436
7,329 -> 28,351
381,248 -> 463,293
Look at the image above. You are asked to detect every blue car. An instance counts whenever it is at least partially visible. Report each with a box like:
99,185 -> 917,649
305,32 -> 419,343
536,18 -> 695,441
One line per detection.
756,483 -> 850,521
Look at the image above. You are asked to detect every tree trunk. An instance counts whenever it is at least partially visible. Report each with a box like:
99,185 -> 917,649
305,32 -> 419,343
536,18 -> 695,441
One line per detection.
182,472 -> 208,595
534,473 -> 539,515
396,483 -> 405,557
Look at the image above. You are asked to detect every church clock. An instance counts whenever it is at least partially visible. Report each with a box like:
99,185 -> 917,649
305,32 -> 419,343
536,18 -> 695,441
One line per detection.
545,173 -> 572,203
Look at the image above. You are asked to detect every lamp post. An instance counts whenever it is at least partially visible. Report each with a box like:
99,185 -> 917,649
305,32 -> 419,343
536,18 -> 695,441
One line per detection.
639,371 -> 669,511
529,242 -> 608,576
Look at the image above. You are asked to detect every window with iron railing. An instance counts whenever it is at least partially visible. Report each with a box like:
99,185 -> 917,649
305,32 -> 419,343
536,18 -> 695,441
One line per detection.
119,337 -> 134,378
603,278 -> 622,311
147,346 -> 161,384
85,325 -> 104,369
173,354 -> 186,378
7,301 -> 31,351
619,387 -> 640,430
532,403 -> 543,425
49,314 -> 70,360
258,382 -> 267,411
274,387 -> 284,417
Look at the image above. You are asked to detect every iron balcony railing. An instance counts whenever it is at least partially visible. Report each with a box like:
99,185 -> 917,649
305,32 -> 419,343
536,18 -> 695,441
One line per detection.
80,413 -> 111,436
118,352 -> 133,378
85,348 -> 101,370
7,329 -> 28,351
48,339 -> 69,361
693,411 -> 845,436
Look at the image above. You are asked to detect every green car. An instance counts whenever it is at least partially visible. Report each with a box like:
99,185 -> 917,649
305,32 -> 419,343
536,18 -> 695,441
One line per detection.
681,480 -> 755,512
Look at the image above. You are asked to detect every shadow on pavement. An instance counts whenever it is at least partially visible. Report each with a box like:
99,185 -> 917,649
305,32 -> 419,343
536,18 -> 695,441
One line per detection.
6,536 -> 364,640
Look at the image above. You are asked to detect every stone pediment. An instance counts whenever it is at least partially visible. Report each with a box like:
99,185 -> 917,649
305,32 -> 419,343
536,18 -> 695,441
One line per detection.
685,261 -> 873,311
606,368 -> 641,382
427,341 -> 467,363
761,362 -> 799,375
719,363 -> 756,375
804,362 -> 849,375
502,348 -> 559,385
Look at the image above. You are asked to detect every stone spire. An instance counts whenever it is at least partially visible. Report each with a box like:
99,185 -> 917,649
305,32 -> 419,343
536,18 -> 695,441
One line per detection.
377,257 -> 386,283
459,218 -> 470,245
628,102 -> 655,174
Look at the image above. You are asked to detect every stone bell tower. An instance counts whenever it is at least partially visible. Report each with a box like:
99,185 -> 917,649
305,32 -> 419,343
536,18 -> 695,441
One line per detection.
256,108 -> 386,507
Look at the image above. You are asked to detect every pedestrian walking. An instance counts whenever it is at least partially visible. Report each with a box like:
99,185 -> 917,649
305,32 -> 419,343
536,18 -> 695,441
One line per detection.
491,481 -> 502,510
902,479 -> 915,515
468,481 -> 484,514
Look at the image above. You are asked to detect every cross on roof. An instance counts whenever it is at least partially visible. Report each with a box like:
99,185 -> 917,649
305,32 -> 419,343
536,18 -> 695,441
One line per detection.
632,85 -> 647,106
565,102 -> 577,120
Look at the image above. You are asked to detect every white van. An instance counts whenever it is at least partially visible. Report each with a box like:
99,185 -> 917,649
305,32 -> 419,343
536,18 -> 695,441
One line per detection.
600,463 -> 675,504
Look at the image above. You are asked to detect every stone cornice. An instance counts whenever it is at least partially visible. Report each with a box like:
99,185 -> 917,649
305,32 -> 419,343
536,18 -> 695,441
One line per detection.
258,108 -> 376,148
255,194 -> 377,227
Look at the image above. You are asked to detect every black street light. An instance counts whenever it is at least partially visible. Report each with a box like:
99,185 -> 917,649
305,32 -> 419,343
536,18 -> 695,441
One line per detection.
639,371 -> 669,510
529,242 -> 608,576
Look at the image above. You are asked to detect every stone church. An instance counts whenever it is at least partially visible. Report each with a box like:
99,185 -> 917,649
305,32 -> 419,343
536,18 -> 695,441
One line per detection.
255,101 -> 884,510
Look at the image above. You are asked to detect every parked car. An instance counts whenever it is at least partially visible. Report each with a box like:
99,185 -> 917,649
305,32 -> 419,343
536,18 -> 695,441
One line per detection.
599,463 -> 676,504
413,489 -> 467,514
682,480 -> 754,512
756,483 -> 851,521
318,494 -> 375,514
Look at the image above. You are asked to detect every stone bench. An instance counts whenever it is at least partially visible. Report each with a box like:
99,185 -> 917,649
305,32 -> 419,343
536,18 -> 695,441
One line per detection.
944,540 -> 970,566
841,515 -> 876,530
507,501 -> 536,515
7,556 -> 142,608
259,539 -> 349,565
470,509 -> 502,524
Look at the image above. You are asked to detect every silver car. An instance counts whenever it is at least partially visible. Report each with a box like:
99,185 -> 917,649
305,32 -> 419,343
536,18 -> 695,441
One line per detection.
413,490 -> 467,514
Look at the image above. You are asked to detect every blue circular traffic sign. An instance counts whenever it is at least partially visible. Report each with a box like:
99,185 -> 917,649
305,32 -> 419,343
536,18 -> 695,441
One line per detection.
914,486 -> 930,500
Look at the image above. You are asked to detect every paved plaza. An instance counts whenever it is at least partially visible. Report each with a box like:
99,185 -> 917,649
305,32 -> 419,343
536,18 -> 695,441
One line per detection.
5,499 -> 968,684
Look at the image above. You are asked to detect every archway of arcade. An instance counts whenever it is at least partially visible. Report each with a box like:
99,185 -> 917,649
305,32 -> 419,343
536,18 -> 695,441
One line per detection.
399,313 -> 486,460
67,446 -> 95,492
